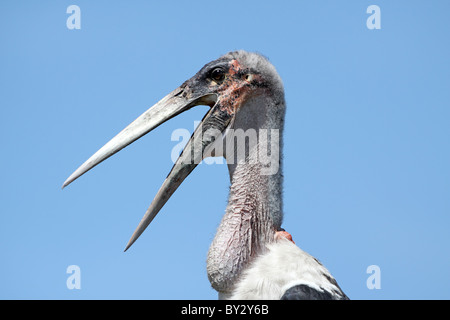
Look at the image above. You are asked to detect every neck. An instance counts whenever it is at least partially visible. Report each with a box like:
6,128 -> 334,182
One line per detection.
206,95 -> 284,294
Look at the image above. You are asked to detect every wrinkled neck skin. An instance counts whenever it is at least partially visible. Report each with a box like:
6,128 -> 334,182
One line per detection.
206,94 -> 285,297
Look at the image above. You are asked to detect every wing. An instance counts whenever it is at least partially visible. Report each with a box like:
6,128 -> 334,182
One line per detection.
281,284 -> 349,300
228,239 -> 349,300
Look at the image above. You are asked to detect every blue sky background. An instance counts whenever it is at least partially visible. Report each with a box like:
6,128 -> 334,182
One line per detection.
1,1 -> 449,299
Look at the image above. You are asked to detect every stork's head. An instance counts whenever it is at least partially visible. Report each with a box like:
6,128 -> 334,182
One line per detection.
62,51 -> 285,250
181,51 -> 284,115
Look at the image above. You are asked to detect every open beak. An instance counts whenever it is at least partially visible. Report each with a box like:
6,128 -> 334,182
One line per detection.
62,82 -> 232,251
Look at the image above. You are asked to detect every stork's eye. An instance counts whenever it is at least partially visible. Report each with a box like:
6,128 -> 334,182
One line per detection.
210,68 -> 225,82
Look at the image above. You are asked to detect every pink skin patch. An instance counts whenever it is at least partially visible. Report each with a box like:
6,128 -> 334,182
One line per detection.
275,230 -> 295,244
216,59 -> 252,115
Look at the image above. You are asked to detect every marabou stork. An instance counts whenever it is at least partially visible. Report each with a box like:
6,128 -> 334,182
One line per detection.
63,51 -> 348,300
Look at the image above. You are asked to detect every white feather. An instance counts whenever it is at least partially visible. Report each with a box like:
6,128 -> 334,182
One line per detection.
227,239 -> 343,300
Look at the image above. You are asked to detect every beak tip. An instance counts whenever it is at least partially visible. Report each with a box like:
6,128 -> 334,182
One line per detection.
62,172 -> 78,190
61,177 -> 72,190
124,239 -> 134,252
